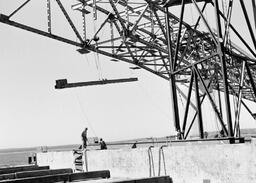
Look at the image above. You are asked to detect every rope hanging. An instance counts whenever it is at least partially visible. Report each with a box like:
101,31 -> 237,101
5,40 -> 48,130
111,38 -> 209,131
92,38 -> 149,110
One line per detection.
94,51 -> 103,80
93,0 -> 97,20
74,91 -> 98,138
47,0 -> 51,34
110,21 -> 114,54
82,3 -> 86,41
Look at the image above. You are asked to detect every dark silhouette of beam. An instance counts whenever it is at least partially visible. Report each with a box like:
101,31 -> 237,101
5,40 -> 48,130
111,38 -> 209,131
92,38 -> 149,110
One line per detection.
55,78 -> 138,89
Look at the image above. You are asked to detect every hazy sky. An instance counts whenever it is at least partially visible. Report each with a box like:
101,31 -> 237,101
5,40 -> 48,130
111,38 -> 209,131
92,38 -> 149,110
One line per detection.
0,1 -> 256,149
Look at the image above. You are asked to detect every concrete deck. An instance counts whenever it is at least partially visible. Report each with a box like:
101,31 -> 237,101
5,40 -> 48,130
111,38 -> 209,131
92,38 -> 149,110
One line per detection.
37,138 -> 256,183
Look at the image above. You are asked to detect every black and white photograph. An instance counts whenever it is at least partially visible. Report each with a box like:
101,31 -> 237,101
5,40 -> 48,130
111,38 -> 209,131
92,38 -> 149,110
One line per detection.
0,0 -> 256,183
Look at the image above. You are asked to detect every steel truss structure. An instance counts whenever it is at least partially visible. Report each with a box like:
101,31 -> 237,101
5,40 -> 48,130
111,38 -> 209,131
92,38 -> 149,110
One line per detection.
1,0 -> 256,139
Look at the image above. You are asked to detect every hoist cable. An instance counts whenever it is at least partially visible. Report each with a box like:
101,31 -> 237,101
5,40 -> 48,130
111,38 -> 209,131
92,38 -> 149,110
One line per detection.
74,91 -> 98,137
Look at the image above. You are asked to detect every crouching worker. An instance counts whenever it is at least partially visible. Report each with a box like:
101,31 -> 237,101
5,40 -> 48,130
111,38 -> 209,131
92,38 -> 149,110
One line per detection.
100,138 -> 107,150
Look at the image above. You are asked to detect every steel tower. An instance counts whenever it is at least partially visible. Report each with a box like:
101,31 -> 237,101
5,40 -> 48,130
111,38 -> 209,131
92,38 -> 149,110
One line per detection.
1,0 -> 256,140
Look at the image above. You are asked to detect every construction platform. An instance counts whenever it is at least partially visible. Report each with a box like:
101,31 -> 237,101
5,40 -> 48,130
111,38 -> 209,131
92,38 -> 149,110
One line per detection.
36,137 -> 256,183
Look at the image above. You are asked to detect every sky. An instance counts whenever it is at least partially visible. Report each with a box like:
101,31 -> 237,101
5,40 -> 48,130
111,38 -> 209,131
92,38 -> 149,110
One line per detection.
0,1 -> 256,149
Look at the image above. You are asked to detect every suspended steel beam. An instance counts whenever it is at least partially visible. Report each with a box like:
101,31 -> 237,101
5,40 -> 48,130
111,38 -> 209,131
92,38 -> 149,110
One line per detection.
55,78 -> 138,89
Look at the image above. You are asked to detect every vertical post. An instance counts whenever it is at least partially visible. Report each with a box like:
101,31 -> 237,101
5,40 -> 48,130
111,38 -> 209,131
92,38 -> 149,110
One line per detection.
194,67 -> 204,139
213,0 -> 234,137
165,7 -> 181,135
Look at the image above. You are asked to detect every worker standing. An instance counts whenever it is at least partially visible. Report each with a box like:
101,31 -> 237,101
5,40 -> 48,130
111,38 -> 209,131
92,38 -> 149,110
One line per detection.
81,127 -> 88,149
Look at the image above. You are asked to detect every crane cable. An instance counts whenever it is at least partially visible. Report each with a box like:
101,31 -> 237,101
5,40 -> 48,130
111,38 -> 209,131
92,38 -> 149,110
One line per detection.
74,91 -> 98,137
135,72 -> 172,120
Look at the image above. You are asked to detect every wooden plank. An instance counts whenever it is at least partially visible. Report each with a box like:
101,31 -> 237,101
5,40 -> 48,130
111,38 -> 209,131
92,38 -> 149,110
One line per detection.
0,165 -> 36,171
70,170 -> 110,181
16,168 -> 73,179
0,173 -> 70,183
0,170 -> 110,183
0,173 -> 16,181
0,166 -> 49,175
0,168 -> 72,181
112,176 -> 173,183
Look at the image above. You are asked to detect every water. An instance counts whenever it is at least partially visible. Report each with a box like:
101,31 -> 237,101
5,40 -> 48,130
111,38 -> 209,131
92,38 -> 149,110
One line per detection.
0,151 -> 32,167
0,145 -> 79,168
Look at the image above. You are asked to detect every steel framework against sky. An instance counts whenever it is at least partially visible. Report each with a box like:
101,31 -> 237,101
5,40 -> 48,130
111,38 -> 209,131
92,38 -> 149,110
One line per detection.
1,0 -> 256,140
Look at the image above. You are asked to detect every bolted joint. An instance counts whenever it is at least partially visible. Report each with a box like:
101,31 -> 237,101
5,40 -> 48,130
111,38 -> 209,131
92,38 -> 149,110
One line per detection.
82,39 -> 90,47
108,13 -> 116,21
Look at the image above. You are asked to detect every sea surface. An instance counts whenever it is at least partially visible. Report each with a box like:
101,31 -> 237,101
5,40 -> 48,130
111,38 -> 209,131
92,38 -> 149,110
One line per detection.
0,151 -> 34,167
0,148 -> 36,167
0,145 -> 79,168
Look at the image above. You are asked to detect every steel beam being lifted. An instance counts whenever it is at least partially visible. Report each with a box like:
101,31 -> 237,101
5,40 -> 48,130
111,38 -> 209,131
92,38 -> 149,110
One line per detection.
55,78 -> 138,89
